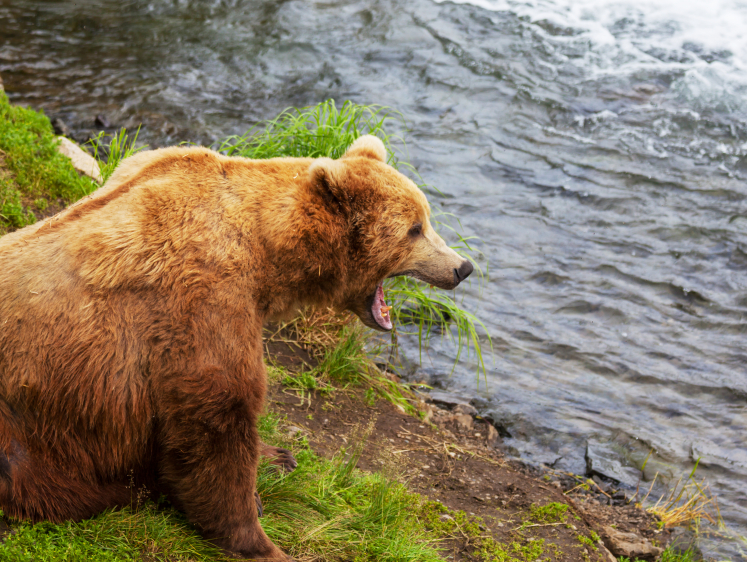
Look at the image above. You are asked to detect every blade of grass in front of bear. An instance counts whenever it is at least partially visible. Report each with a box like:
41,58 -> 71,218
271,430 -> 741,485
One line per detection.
87,126 -> 147,184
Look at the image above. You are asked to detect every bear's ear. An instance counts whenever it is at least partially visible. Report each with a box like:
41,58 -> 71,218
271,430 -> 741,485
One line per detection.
342,135 -> 387,162
308,157 -> 349,213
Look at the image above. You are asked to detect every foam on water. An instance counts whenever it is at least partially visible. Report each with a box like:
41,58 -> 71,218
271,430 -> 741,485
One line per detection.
439,0 -> 747,107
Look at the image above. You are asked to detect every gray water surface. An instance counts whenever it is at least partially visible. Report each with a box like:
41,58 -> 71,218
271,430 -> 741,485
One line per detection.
1,0 -> 746,557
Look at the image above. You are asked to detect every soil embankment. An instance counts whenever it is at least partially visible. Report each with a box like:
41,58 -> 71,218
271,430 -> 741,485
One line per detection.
267,340 -> 671,562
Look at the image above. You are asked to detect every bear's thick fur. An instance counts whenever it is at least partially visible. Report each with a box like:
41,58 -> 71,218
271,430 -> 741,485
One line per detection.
0,135 -> 472,559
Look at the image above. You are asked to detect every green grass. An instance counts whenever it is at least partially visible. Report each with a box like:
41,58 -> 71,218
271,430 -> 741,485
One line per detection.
0,396 -> 444,562
420,501 -> 549,562
0,92 -> 97,233
87,127 -> 146,184
274,318 -> 423,415
529,502 -> 568,524
255,413 -> 443,562
658,547 -> 698,562
0,506 -> 228,561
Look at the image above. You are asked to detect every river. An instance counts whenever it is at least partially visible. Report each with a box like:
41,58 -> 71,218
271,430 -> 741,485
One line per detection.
1,0 -> 746,558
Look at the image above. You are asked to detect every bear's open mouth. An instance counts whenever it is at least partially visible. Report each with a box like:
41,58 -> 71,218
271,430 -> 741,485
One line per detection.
371,282 -> 393,331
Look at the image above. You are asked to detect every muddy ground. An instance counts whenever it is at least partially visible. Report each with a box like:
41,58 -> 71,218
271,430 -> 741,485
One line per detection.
266,339 -> 671,562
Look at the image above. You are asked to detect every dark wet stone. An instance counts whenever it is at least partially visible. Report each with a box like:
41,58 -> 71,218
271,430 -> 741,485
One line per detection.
428,390 -> 474,409
610,489 -> 628,505
592,474 -> 612,493
52,118 -> 70,137
481,413 -> 512,438
95,114 -> 112,128
453,403 -> 478,416
668,528 -> 704,560
408,367 -> 438,385
585,440 -> 641,488
468,396 -> 490,410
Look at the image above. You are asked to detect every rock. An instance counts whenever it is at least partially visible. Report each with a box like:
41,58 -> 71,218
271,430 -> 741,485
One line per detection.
602,526 -> 662,561
585,440 -> 641,487
597,541 -> 618,562
469,396 -> 490,410
285,426 -> 304,439
453,403 -> 478,416
486,423 -> 500,446
95,114 -> 112,128
428,390 -> 473,409
52,118 -> 71,137
420,401 -> 437,424
453,413 -> 474,431
56,137 -> 102,184
592,475 -> 612,493
482,412 -> 513,438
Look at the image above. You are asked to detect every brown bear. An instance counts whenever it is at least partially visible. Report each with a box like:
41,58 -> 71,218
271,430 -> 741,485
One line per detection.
0,135 -> 473,559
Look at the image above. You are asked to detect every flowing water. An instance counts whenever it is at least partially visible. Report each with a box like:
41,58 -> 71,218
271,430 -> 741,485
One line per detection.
1,0 -> 746,557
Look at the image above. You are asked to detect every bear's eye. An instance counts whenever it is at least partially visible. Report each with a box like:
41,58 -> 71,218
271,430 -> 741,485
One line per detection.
408,223 -> 423,238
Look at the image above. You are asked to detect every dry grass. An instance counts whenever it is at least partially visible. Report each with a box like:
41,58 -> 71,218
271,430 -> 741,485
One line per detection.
266,307 -> 356,362
641,470 -> 721,529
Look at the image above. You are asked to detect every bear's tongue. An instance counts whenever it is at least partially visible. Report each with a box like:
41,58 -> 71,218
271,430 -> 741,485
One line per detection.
372,282 -> 393,330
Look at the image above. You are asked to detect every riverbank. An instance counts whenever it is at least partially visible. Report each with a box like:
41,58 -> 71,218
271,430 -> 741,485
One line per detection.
265,325 -> 675,562
0,88 -> 701,561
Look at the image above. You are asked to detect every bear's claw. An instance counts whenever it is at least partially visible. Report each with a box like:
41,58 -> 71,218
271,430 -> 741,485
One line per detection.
260,443 -> 298,473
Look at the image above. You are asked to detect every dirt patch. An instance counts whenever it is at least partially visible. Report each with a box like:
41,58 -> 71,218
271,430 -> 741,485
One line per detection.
266,339 -> 670,562
21,196 -> 68,222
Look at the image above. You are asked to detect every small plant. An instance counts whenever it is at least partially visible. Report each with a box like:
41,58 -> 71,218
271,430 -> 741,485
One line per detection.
620,547 -> 698,562
88,126 -> 147,183
529,501 -> 568,524
421,501 -> 548,561
641,460 -> 720,529
282,371 -> 333,406
577,532 -> 598,550
658,546 -> 698,562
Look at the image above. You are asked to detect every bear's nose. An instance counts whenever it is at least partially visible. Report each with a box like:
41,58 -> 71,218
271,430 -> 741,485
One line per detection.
453,260 -> 474,286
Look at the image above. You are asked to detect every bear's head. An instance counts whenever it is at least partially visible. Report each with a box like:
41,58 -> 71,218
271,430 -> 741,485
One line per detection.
305,135 -> 474,332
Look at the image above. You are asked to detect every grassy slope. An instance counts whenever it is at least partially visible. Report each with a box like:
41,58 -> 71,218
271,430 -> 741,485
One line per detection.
0,92 -> 96,232
0,98 -> 694,562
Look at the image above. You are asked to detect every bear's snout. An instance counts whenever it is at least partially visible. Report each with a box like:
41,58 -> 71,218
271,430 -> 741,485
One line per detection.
453,260 -> 474,286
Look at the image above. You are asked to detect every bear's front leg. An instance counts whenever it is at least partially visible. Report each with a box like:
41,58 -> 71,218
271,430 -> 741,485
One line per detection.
156,365 -> 292,560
